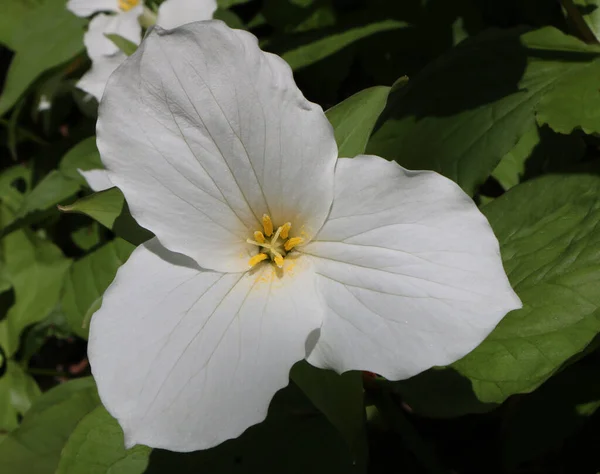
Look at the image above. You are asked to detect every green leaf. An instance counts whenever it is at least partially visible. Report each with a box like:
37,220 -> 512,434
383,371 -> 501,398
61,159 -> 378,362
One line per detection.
62,238 -> 135,339
492,124 -> 586,191
0,171 -> 81,237
59,188 -> 153,246
0,207 -> 71,357
217,0 -> 251,7
70,222 -> 102,251
0,0 -> 41,50
146,381 -> 364,473
213,9 -> 246,29
58,137 -> 103,184
503,357 -> 600,468
105,34 -> 138,56
453,174 -> 600,404
367,27 -> 600,196
492,123 -> 540,191
56,406 -> 151,474
0,164 -> 32,212
326,86 -> 390,158
290,362 -> 365,450
0,378 -> 100,474
536,53 -> 600,134
271,19 -> 404,70
0,138 -> 103,237
0,0 -> 86,116
0,361 -> 40,438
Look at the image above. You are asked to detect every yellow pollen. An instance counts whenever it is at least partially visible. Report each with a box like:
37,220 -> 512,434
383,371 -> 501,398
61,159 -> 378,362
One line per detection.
248,253 -> 268,268
118,0 -> 139,11
284,237 -> 304,251
262,214 -> 273,237
253,231 -> 265,243
280,222 -> 292,239
274,255 -> 284,268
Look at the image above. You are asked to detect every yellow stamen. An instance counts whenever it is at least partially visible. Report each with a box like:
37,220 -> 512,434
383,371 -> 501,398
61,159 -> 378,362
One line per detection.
118,0 -> 139,11
248,253 -> 268,268
274,255 -> 284,268
280,222 -> 292,239
262,214 -> 273,237
253,231 -> 265,243
284,237 -> 304,251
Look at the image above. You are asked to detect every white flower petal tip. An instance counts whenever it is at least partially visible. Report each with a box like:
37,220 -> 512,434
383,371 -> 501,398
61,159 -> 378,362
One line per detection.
97,20 -> 337,273
157,0 -> 217,29
79,168 -> 114,192
88,238 -> 324,451
303,155 -> 521,381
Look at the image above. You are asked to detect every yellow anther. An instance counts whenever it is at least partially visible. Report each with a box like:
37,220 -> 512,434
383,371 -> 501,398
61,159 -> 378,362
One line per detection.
274,255 -> 284,268
280,222 -> 292,239
253,231 -> 265,243
118,0 -> 139,11
248,253 -> 268,268
262,214 -> 273,237
284,237 -> 304,251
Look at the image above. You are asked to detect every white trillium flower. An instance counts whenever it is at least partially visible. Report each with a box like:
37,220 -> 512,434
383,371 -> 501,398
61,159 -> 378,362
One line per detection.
88,21 -> 522,452
68,0 -> 217,102
73,0 -> 217,190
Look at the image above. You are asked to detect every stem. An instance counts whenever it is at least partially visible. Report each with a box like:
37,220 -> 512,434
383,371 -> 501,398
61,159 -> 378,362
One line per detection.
139,6 -> 158,29
373,390 -> 449,474
561,0 -> 599,44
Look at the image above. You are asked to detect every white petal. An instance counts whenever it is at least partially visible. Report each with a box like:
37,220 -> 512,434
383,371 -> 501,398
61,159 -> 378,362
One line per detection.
84,11 -> 142,60
77,53 -> 126,102
97,21 -> 337,273
302,155 -> 522,380
79,169 -> 113,191
157,0 -> 217,29
67,0 -> 119,17
88,239 -> 324,451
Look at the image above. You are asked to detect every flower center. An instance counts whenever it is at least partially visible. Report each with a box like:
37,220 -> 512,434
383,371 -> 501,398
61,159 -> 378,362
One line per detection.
247,215 -> 304,269
118,0 -> 140,11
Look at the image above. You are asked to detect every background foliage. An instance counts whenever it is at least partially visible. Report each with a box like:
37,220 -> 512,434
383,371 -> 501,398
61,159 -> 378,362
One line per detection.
1,0 -> 600,473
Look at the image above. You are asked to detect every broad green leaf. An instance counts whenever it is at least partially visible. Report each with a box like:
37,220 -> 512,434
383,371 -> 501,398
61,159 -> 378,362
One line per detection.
367,27 -> 600,196
105,34 -> 138,56
492,123 -> 540,191
0,0 -> 41,49
536,53 -> 600,134
0,378 -> 100,474
62,238 -> 135,339
290,362 -> 365,450
503,358 -> 600,468
59,188 -> 153,245
453,174 -> 600,404
146,381 -> 364,473
272,19 -> 404,70
0,361 -> 40,438
0,207 -> 71,357
58,137 -> 102,183
56,406 -> 150,474
492,124 -> 586,191
326,86 -> 390,158
0,0 -> 86,116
